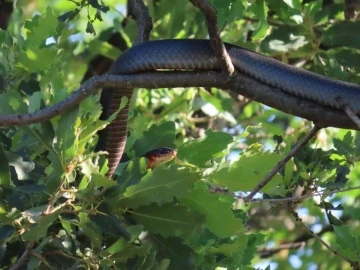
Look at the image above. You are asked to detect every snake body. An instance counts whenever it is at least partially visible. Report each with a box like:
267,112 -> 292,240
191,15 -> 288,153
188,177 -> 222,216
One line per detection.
98,39 -> 360,177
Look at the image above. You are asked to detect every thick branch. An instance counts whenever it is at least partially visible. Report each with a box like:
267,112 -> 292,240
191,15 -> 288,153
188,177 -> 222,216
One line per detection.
1,72 -> 360,129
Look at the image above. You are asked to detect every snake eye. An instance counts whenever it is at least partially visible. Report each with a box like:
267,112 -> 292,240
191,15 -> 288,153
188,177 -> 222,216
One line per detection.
143,147 -> 177,169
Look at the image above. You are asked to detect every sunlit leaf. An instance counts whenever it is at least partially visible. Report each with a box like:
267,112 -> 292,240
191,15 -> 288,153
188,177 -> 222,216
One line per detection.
130,203 -> 204,238
118,164 -> 200,208
179,182 -> 245,237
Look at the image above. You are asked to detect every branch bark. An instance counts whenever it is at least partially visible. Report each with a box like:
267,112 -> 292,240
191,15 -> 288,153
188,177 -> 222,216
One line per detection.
9,241 -> 35,270
128,0 -> 152,44
1,72 -> 360,130
189,0 -> 235,75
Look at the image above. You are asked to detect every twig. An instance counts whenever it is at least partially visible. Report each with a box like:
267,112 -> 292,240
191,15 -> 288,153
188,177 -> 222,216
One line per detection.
258,242 -> 306,257
242,16 -> 292,27
238,186 -> 360,203
290,207 -> 360,269
43,250 -> 80,261
244,125 -> 321,201
259,215 -> 351,258
30,251 -> 53,269
344,106 -> 360,129
189,0 -> 235,75
9,241 -> 35,270
128,0 -> 152,44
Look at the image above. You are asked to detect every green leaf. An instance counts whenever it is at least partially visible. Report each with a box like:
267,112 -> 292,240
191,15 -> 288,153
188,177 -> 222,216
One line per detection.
54,106 -> 80,162
130,203 -> 204,238
131,121 -> 176,157
92,173 -> 117,189
199,88 -> 233,112
209,234 -> 248,256
0,146 -> 10,188
105,225 -> 143,254
155,259 -> 171,270
116,158 -> 148,189
333,225 -> 360,260
46,149 -> 64,193
232,233 -> 265,266
327,48 -> 360,72
333,131 -> 354,157
27,257 -> 41,270
251,0 -> 270,41
90,214 -> 131,240
168,0 -> 186,37
117,164 -> 200,208
210,0 -> 245,28
177,130 -> 233,167
23,7 -> 58,47
211,152 -> 288,193
106,238 -> 128,254
316,201 -> 343,211
19,46 -> 58,72
15,184 -> 46,194
153,236 -> 196,270
22,210 -> 61,241
179,182 -> 245,238
326,211 -> 343,226
0,225 -> 15,244
137,250 -> 156,270
282,0 -> 302,10
0,94 -> 15,115
322,21 -> 360,50
78,212 -> 103,248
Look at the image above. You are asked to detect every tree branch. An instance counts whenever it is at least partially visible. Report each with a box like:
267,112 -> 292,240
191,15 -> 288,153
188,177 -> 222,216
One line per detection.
258,242 -> 306,258
258,215 -> 351,258
344,106 -> 360,129
189,0 -> 235,75
1,72 -> 360,130
238,186 -> 360,203
9,241 -> 35,270
245,126 -> 321,201
290,207 -> 360,269
128,0 -> 152,44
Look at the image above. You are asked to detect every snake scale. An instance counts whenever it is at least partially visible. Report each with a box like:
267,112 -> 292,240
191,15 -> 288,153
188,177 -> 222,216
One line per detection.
97,39 -> 360,177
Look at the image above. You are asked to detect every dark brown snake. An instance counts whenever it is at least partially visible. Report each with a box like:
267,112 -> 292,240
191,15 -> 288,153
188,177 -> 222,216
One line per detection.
97,39 -> 360,177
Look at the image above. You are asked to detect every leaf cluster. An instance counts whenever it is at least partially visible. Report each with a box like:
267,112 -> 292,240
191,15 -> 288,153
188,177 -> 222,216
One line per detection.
0,1 -> 360,269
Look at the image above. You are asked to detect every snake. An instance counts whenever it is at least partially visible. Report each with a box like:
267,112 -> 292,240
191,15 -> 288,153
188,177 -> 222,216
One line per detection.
96,39 -> 360,177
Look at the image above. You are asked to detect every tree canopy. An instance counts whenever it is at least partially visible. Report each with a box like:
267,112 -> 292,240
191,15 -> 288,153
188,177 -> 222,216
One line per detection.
0,0 -> 360,269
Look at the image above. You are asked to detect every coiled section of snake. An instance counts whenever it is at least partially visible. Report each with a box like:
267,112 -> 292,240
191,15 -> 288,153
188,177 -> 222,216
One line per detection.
98,39 -> 360,178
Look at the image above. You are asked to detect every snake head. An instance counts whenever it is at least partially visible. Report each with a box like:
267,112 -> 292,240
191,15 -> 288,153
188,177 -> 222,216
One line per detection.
143,147 -> 177,170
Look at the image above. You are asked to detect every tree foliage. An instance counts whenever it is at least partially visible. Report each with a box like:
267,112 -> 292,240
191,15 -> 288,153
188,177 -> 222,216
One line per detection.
0,0 -> 360,269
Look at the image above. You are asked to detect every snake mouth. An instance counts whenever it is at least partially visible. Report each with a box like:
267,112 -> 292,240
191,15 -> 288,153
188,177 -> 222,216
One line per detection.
143,147 -> 177,169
